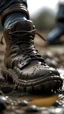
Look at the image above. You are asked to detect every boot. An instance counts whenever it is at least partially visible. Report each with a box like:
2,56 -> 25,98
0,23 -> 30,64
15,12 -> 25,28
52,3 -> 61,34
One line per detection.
46,3 -> 64,45
1,3 -> 63,93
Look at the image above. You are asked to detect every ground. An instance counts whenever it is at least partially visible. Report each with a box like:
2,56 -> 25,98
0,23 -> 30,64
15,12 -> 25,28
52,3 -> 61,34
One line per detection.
0,32 -> 64,114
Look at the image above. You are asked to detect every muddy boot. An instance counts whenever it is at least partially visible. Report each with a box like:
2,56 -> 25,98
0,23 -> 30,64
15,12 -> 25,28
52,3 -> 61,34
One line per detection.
46,4 -> 64,45
1,3 -> 63,93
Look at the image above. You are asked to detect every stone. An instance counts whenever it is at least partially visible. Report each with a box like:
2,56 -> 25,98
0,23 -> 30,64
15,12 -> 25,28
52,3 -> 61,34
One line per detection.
26,105 -> 38,113
18,100 -> 29,106
0,96 -> 7,112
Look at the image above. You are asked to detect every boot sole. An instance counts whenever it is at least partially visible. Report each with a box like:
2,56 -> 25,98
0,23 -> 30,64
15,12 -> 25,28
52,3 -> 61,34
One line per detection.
1,66 -> 63,93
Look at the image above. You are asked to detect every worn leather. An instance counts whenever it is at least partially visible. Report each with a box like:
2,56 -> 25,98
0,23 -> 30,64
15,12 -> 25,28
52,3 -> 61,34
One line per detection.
3,20 -> 61,81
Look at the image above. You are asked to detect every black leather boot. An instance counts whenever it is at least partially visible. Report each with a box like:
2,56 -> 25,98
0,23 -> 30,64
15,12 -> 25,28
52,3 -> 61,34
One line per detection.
1,3 -> 63,93
46,4 -> 64,45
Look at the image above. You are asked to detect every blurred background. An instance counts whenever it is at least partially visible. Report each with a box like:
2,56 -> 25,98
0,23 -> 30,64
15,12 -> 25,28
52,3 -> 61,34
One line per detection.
28,0 -> 58,31
27,0 -> 58,47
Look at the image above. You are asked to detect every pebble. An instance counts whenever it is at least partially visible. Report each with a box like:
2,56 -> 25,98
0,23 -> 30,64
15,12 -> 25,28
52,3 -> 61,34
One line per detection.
0,96 -> 7,112
0,91 -> 3,95
52,100 -> 62,107
15,109 -> 24,114
26,105 -> 38,113
18,100 -> 29,106
48,107 -> 64,114
55,108 -> 64,114
41,110 -> 50,114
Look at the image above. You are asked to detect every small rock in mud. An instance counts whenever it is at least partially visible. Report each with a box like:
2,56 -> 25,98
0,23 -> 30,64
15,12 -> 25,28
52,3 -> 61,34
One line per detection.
26,105 -> 38,112
18,100 -> 29,107
0,96 -> 7,112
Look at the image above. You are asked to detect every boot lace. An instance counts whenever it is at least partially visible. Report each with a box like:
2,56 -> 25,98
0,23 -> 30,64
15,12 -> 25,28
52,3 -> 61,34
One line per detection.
0,29 -> 46,63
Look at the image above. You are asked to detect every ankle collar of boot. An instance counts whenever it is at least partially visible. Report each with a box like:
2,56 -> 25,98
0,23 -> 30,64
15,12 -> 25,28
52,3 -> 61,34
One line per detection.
1,3 -> 29,25
58,3 -> 64,7
57,18 -> 64,22
56,3 -> 64,22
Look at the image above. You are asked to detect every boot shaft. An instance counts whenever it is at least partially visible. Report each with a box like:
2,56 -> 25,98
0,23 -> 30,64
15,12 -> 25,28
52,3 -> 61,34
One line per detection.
57,3 -> 64,22
1,3 -> 29,25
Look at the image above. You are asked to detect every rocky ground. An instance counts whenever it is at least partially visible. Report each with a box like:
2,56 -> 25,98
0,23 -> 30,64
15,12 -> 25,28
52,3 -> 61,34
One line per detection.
0,32 -> 64,114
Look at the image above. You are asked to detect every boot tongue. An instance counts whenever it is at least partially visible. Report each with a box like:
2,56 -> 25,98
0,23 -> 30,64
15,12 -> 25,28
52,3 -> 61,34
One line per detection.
11,20 -> 34,31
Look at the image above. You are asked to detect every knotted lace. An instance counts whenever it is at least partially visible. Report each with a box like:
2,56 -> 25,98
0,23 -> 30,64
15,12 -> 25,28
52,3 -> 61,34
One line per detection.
0,29 -> 46,63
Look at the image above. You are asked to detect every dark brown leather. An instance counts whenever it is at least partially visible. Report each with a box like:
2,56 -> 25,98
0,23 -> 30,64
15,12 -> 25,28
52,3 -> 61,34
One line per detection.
2,20 -> 63,92
3,20 -> 62,78
1,3 -> 29,25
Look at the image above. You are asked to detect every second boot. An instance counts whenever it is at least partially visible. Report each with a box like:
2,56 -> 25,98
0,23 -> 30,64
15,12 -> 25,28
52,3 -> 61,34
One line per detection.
46,3 -> 64,45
